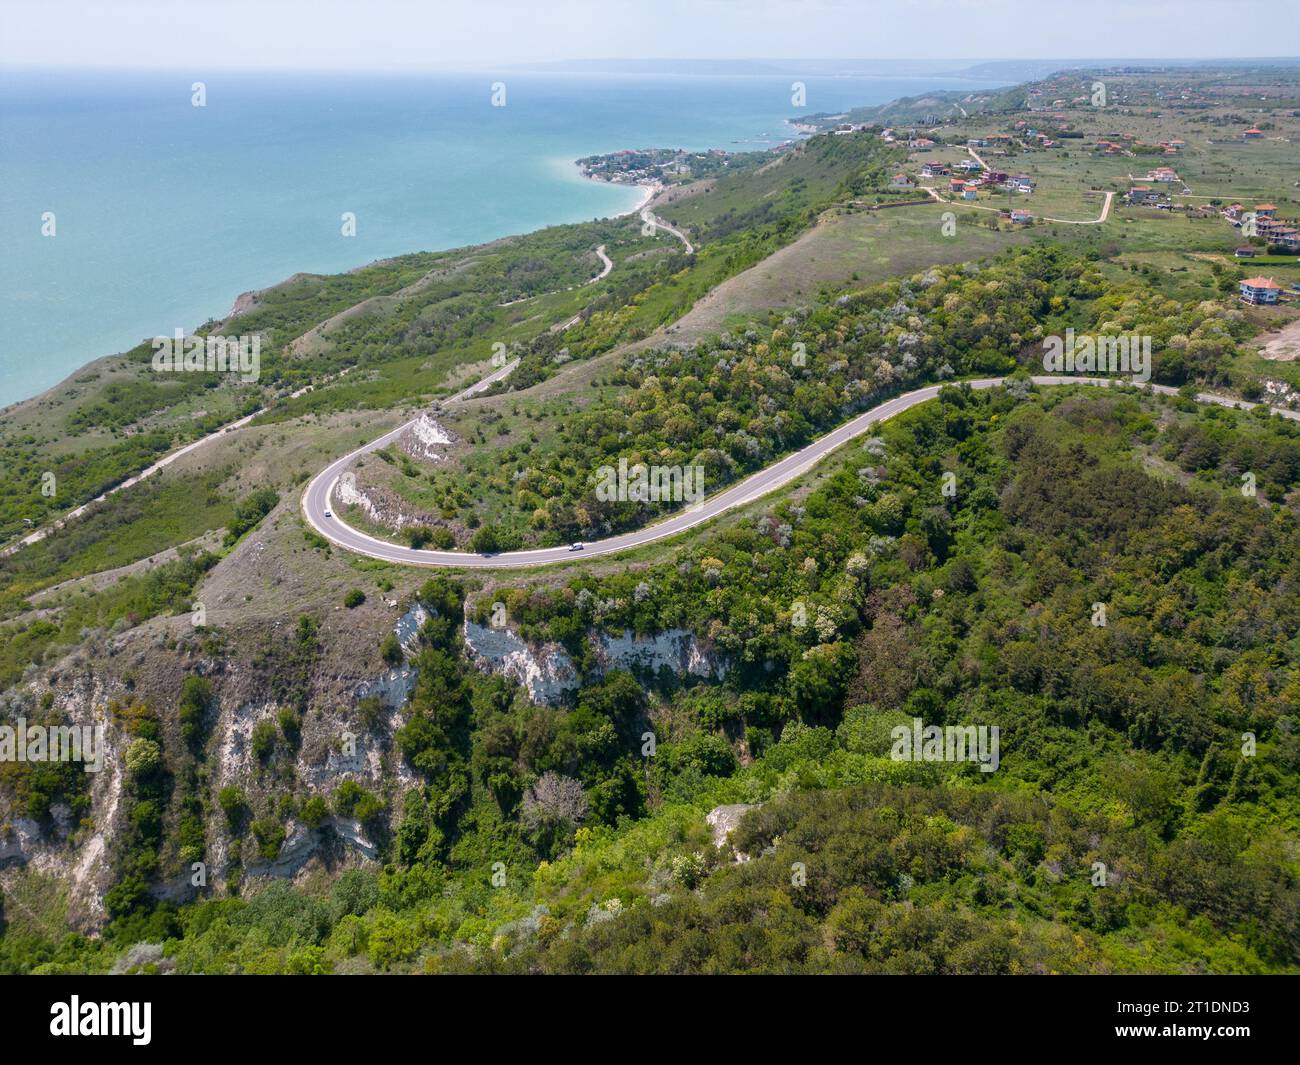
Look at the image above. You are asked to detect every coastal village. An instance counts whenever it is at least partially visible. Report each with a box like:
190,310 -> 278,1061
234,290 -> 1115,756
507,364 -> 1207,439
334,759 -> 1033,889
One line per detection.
584,85 -> 1299,321
577,146 -> 738,187
815,68 -> 1300,312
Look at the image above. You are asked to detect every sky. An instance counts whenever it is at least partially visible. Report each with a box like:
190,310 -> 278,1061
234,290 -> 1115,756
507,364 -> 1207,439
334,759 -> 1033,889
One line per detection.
2,0 -> 1298,71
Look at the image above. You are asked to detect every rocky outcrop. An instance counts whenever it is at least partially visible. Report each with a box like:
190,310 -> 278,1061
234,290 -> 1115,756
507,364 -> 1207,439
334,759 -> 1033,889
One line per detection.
0,592 -> 730,930
394,602 -> 431,653
242,816 -> 377,880
334,472 -> 441,532
706,803 -> 760,861
0,816 -> 44,864
149,815 -> 379,905
0,603 -> 435,929
402,413 -> 455,461
463,621 -> 580,705
462,621 -> 729,706
596,628 -> 728,683
0,674 -> 119,928
355,665 -> 417,708
109,942 -> 172,975
295,734 -> 383,790
335,472 -> 383,524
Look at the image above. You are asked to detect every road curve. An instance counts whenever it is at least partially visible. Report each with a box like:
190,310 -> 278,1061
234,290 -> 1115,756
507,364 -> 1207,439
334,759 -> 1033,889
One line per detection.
588,245 -> 613,283
922,184 -> 1115,226
641,206 -> 694,254
303,373 -> 1297,571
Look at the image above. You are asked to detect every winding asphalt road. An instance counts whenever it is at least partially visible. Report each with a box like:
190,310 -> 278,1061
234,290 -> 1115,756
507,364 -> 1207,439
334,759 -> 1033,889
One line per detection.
302,373 -> 1297,570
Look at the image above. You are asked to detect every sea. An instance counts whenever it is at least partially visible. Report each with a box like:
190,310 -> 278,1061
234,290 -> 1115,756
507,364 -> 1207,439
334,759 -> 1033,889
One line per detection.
0,67 -> 1000,406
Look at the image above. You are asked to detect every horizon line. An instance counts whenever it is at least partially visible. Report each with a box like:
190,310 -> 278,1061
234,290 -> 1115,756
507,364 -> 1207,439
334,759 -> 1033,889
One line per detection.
4,54 -> 1300,75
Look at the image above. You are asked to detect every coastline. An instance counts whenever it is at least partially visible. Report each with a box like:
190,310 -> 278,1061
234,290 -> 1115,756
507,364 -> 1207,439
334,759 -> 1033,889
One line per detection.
0,151 -> 680,553
1,155 -> 664,420
623,179 -> 660,216
1,68 -> 977,412
603,172 -> 661,217
570,156 -> 661,216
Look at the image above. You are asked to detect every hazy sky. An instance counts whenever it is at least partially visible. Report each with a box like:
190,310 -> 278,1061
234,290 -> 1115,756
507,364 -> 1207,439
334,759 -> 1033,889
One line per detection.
4,0 -> 1298,71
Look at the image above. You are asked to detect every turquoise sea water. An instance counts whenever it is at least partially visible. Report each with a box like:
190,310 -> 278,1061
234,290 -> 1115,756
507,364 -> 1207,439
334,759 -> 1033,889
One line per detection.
0,68 -> 999,406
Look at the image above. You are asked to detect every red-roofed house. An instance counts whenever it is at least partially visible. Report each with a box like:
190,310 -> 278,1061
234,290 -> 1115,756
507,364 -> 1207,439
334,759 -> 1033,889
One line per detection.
1243,128 -> 1264,140
1239,277 -> 1281,305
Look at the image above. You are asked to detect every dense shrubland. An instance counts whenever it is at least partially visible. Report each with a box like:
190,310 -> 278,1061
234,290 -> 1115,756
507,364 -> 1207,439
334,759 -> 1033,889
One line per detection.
385,244 -> 1258,550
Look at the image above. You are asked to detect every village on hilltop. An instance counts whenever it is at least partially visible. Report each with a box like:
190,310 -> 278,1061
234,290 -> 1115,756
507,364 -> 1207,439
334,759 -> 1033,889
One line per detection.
818,66 -> 1300,308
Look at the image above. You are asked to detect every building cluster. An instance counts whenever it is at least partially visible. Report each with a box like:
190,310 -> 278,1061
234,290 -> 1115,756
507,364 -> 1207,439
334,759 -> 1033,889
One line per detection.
920,158 -> 1031,198
1126,185 -> 1164,206
903,152 -> 1036,221
1092,133 -> 1184,157
578,147 -> 730,185
880,86 -> 1294,261
1124,193 -> 1299,252
1226,203 -> 1300,251
1012,119 -> 1058,148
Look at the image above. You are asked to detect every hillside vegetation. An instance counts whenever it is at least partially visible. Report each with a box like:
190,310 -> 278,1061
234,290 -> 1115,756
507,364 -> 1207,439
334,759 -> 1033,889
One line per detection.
2,64 -> 1299,978
4,382 -> 1298,974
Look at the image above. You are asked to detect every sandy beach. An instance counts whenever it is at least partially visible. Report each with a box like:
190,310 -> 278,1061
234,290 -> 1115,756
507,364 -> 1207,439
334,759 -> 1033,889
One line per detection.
620,180 -> 660,217
573,159 -> 661,218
